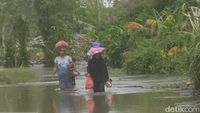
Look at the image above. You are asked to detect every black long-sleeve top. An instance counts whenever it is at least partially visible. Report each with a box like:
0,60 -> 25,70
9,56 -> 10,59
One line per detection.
87,57 -> 109,83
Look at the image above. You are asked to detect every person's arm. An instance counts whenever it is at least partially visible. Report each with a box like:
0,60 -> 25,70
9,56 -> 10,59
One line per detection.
68,56 -> 73,64
68,56 -> 76,73
103,59 -> 109,81
87,60 -> 92,75
52,64 -> 57,76
52,58 -> 58,76
103,60 -> 112,87
69,62 -> 80,76
85,59 -> 93,77
68,56 -> 74,70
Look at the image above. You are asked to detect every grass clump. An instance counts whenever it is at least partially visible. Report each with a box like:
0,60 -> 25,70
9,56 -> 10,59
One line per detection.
0,68 -> 34,84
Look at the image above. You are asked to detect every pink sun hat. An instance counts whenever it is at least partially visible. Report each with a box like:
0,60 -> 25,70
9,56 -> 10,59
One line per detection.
87,41 -> 106,56
87,47 -> 105,56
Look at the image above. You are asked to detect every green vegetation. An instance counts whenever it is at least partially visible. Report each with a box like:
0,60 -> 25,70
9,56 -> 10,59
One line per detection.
86,0 -> 200,89
0,68 -> 34,84
0,0 -> 199,89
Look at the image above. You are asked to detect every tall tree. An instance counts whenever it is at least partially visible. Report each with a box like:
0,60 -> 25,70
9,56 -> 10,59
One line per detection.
12,15 -> 29,67
0,0 -> 35,67
34,0 -> 80,66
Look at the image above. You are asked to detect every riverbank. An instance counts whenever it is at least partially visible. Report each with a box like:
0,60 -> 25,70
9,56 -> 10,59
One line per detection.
0,64 -> 197,93
0,68 -> 34,84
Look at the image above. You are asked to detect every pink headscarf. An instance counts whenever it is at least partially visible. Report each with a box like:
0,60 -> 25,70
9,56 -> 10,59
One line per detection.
55,40 -> 69,48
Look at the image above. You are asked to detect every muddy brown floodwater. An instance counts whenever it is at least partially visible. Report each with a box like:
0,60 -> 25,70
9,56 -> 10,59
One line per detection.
0,64 -> 199,113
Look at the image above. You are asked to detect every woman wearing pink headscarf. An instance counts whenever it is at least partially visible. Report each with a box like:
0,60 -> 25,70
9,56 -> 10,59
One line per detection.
87,41 -> 111,92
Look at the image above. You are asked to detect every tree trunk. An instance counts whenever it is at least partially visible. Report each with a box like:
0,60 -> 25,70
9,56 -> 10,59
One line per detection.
96,0 -> 101,25
1,25 -> 5,60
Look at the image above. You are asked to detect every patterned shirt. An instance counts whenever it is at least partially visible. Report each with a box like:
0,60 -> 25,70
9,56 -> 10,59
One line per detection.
54,56 -> 72,80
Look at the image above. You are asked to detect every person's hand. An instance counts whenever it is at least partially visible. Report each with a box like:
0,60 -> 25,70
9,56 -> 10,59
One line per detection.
69,67 -> 75,71
52,74 -> 56,80
85,73 -> 89,77
69,63 -> 75,69
72,70 -> 80,76
105,78 -> 112,88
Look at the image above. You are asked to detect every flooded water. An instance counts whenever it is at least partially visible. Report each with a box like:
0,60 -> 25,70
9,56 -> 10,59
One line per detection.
0,64 -> 199,113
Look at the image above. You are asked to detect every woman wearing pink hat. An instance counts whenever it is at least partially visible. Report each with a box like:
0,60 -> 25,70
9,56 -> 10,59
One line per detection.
87,41 -> 111,92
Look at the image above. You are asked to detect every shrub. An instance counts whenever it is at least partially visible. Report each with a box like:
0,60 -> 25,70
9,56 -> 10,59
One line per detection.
189,48 -> 200,90
0,68 -> 34,84
125,46 -> 159,74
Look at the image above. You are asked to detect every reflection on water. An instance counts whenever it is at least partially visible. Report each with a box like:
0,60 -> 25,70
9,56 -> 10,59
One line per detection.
0,85 -> 199,113
51,90 -> 113,113
53,94 -> 76,113
85,94 -> 112,113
